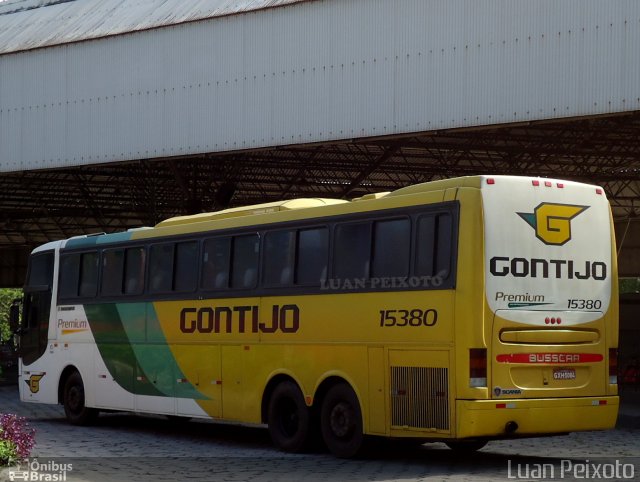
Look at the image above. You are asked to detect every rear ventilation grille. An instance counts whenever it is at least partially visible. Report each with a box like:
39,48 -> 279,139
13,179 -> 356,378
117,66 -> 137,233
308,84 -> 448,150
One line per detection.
391,366 -> 449,430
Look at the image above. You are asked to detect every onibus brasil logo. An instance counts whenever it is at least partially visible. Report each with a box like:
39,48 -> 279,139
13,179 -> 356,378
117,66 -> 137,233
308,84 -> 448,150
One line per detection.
517,203 -> 589,246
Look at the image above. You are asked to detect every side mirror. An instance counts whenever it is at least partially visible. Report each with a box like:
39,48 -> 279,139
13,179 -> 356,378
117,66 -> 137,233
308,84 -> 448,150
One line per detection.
9,299 -> 21,332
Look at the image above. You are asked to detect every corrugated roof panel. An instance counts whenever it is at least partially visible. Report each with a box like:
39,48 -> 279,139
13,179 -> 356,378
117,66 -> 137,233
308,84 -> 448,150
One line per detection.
0,0 -> 308,55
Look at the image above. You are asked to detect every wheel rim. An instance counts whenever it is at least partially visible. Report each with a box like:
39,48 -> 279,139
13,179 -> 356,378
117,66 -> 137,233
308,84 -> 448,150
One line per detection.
329,401 -> 354,439
277,398 -> 299,437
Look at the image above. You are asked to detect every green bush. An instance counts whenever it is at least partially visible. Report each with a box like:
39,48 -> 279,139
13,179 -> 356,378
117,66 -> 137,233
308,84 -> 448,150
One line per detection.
0,439 -> 18,466
0,289 -> 22,343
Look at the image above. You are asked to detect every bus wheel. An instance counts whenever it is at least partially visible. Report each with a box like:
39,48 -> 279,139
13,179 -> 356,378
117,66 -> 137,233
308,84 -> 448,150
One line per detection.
63,371 -> 98,425
267,381 -> 310,452
445,440 -> 488,452
321,383 -> 364,458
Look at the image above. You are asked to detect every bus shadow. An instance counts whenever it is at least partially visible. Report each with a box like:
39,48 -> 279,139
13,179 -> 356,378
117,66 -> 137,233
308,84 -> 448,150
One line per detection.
44,412 -> 583,477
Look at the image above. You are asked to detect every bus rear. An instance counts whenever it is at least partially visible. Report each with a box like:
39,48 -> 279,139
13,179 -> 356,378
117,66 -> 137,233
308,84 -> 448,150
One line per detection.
458,176 -> 618,438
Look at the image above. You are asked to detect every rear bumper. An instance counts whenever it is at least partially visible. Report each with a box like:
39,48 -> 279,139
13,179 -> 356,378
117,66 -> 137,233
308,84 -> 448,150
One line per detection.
456,396 -> 619,439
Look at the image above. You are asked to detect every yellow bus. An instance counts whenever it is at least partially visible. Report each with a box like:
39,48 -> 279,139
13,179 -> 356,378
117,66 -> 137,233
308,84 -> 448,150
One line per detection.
11,175 -> 619,457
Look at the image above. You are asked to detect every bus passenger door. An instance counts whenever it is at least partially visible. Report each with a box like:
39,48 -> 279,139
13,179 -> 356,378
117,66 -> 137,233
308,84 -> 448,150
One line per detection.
19,252 -> 54,368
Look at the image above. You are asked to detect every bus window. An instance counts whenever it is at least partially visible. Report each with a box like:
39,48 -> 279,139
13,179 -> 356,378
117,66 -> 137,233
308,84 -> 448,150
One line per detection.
59,254 -> 81,299
79,252 -> 99,297
264,230 -> 295,286
124,247 -> 145,295
415,215 -> 437,276
28,252 -> 54,288
231,235 -> 259,289
435,213 -> 453,278
334,223 -> 371,279
415,212 -> 454,280
372,218 -> 410,277
149,244 -> 174,293
201,238 -> 231,290
296,227 -> 328,284
174,241 -> 198,292
101,249 -> 124,296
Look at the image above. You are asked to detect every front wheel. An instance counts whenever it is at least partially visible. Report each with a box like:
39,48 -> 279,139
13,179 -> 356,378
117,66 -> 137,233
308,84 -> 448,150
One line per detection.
267,381 -> 311,452
321,383 -> 364,458
63,371 -> 98,425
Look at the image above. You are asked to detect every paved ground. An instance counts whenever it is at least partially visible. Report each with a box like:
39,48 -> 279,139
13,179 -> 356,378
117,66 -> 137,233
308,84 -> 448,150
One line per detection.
1,385 -> 639,482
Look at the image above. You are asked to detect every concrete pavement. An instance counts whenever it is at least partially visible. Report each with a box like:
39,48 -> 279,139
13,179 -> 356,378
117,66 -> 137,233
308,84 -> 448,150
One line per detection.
1,385 -> 639,481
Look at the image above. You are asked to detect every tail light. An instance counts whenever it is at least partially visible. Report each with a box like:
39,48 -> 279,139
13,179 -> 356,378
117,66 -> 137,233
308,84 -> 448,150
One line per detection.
470,348 -> 487,387
609,348 -> 618,384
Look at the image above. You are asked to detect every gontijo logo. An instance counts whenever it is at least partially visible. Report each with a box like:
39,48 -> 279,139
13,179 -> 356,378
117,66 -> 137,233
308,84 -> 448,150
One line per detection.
517,203 -> 589,246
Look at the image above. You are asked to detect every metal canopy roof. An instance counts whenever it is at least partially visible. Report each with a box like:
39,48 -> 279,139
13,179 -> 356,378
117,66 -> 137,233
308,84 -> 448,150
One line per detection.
0,0 -> 304,54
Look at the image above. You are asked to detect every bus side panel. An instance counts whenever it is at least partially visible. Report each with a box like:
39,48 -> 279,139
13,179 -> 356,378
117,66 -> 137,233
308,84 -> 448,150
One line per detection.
367,346 -> 386,435
452,188 -> 488,402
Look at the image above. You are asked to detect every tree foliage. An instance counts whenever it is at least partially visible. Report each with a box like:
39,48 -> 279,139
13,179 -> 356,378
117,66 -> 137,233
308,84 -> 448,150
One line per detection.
620,278 -> 640,294
0,289 -> 22,343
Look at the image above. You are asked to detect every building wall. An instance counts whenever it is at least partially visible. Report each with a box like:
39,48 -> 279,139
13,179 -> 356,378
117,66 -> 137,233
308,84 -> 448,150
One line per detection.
2,0 -> 640,172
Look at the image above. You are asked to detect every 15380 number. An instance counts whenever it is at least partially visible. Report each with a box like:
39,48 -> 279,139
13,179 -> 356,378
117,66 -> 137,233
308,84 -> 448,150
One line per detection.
379,309 -> 438,327
567,299 -> 602,310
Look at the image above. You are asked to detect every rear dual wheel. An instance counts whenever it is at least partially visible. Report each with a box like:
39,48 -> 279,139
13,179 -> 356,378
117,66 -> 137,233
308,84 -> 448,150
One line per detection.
320,383 -> 364,458
268,380 -> 365,458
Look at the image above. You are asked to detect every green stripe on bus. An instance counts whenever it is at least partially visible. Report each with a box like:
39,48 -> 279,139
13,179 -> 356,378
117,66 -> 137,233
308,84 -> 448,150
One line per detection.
85,303 -> 164,397
124,303 -> 206,400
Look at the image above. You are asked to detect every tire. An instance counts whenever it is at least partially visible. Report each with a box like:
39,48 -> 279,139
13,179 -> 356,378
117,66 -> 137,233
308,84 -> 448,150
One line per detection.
63,371 -> 98,425
267,381 -> 311,453
445,440 -> 488,452
320,383 -> 364,458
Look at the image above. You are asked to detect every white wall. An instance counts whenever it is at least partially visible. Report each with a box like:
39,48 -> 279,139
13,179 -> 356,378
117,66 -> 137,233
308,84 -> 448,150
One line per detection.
2,0 -> 640,172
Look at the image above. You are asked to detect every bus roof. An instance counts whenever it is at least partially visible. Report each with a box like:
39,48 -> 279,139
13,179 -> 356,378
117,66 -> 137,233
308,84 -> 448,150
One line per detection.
59,175 -> 605,250
156,198 -> 348,228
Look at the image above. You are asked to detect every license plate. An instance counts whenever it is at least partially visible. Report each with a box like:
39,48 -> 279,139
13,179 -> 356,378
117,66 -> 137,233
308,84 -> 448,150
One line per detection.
553,368 -> 576,380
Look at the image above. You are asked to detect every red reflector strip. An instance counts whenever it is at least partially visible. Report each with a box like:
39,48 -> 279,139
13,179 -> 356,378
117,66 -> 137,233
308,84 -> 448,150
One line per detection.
557,183 -> 564,188
592,400 -> 608,406
496,353 -> 604,364
609,348 -> 618,376
486,178 -> 495,185
544,181 -> 552,187
496,403 -> 506,409
532,180 -> 540,186
596,188 -> 603,195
